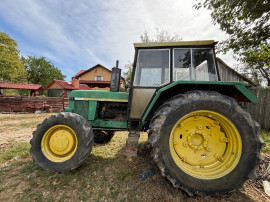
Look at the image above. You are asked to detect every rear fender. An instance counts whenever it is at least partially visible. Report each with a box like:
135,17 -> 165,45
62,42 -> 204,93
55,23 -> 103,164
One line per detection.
141,81 -> 258,125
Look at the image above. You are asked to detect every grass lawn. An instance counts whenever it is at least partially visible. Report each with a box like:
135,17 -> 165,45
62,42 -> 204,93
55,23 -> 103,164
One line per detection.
260,130 -> 270,153
0,113 -> 269,201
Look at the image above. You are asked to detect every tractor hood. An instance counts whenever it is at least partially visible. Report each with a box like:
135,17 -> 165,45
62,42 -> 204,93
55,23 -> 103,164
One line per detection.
69,90 -> 129,102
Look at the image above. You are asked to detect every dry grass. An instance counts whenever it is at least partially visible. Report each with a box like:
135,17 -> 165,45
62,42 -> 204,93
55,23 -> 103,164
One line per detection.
0,113 -> 269,201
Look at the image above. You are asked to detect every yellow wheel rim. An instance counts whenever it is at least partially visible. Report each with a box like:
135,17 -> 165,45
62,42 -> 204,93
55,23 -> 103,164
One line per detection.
41,125 -> 78,162
169,110 -> 242,179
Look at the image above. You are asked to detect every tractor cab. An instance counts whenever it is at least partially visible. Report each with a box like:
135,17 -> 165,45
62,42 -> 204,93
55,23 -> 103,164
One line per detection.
129,40 -> 220,122
133,41 -> 218,87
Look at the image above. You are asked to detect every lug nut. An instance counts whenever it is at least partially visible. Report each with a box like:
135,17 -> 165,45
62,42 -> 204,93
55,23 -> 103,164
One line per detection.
196,130 -> 202,134
181,156 -> 186,162
220,137 -> 228,142
200,161 -> 204,168
215,154 -> 223,162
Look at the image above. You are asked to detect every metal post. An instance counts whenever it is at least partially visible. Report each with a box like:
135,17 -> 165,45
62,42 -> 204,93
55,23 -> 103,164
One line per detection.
125,130 -> 140,157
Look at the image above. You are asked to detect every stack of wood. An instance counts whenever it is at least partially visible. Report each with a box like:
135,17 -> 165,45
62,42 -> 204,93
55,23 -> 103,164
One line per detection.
0,95 -> 68,113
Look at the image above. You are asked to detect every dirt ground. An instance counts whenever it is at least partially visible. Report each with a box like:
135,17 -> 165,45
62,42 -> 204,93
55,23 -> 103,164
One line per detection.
0,113 -> 51,149
0,113 -> 270,201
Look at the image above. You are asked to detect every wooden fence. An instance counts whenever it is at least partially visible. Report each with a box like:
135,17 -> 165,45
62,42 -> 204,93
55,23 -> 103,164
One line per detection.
244,88 -> 270,131
0,96 -> 68,113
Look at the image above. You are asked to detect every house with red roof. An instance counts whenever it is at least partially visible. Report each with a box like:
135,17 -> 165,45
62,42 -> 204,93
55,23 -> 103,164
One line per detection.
46,64 -> 125,97
0,82 -> 44,96
47,79 -> 91,97
73,64 -> 125,90
0,82 -> 44,91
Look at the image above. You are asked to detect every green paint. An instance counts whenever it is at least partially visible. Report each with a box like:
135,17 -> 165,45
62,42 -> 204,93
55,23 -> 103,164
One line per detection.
69,90 -> 129,102
75,101 -> 89,120
64,101 -> 74,112
88,101 -> 98,120
93,128 -> 127,131
64,107 -> 72,112
235,84 -> 259,103
65,91 -> 128,130
141,80 -> 259,123
89,120 -> 128,130
69,101 -> 74,110
134,40 -> 215,48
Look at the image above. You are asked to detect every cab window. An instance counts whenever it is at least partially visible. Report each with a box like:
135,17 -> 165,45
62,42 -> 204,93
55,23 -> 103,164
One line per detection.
173,48 -> 217,81
134,49 -> 170,86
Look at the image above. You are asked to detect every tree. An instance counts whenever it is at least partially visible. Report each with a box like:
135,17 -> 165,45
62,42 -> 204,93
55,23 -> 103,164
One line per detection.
123,61 -> 133,87
124,29 -> 182,86
234,63 -> 264,86
0,31 -> 27,82
194,0 -> 270,85
140,28 -> 182,43
22,56 -> 66,87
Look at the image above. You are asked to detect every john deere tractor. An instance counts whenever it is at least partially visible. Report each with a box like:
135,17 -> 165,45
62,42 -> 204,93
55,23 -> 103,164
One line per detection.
30,40 -> 264,195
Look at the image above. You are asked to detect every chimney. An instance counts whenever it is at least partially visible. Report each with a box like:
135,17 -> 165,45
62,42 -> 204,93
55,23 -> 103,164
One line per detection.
71,78 -> 80,89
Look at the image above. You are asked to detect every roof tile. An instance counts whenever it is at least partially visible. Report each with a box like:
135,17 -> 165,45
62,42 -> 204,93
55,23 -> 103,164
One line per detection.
0,82 -> 44,90
47,80 -> 92,90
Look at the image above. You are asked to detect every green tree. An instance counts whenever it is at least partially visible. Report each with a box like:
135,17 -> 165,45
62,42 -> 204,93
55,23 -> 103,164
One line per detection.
22,56 -> 66,87
194,0 -> 270,85
0,31 -> 27,82
234,63 -> 264,86
124,29 -> 182,86
123,61 -> 133,87
140,28 -> 182,43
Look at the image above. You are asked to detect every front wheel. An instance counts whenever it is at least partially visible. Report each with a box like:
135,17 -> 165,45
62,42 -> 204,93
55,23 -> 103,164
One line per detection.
30,112 -> 94,172
149,91 -> 264,195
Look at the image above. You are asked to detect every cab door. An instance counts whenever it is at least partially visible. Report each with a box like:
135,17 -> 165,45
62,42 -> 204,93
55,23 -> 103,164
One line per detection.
129,48 -> 170,120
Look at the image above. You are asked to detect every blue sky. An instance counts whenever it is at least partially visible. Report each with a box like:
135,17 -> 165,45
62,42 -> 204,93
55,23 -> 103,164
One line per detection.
0,0 -> 234,80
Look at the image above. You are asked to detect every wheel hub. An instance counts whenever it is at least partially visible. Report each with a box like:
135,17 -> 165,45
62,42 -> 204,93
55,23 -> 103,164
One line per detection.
41,125 -> 78,162
49,130 -> 73,154
169,110 -> 242,179
187,129 -> 207,150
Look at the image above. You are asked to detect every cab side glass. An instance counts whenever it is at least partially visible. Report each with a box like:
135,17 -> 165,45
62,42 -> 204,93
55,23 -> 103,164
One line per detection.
173,49 -> 191,80
173,48 -> 217,81
192,49 -> 217,81
134,49 -> 170,87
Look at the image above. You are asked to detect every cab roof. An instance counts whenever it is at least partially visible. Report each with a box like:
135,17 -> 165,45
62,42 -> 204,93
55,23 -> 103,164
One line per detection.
134,40 -> 217,48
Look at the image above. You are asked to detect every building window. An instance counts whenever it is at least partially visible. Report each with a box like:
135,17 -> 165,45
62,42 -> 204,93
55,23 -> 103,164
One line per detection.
94,76 -> 103,81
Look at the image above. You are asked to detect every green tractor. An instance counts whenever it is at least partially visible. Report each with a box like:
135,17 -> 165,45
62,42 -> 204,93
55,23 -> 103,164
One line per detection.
30,40 -> 264,195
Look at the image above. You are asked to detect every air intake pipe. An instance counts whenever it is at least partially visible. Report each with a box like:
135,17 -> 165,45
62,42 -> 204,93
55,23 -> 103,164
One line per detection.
110,60 -> 121,92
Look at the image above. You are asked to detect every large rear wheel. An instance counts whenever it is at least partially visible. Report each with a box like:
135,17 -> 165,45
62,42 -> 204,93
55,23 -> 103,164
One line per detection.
149,91 -> 264,195
30,112 -> 94,172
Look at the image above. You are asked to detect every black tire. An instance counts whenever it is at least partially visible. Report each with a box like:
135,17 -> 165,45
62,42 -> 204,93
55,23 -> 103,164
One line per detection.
149,91 -> 264,196
30,112 -> 94,172
94,130 -> 115,144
